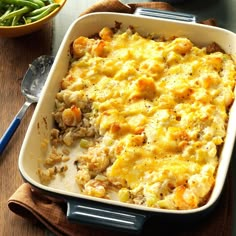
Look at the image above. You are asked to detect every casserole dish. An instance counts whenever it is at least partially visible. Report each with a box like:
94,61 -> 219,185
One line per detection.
18,11 -> 236,234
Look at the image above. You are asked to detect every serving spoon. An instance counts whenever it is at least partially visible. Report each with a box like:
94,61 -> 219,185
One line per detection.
0,55 -> 54,155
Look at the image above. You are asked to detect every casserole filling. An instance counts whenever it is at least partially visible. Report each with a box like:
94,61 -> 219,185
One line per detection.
38,26 -> 236,210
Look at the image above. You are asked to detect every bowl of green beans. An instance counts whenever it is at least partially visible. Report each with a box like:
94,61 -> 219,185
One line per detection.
0,0 -> 66,37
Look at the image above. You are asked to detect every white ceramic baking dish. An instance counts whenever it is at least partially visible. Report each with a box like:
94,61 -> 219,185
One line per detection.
18,11 -> 236,234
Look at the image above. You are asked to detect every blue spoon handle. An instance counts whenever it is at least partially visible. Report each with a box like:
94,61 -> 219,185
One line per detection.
0,101 -> 32,155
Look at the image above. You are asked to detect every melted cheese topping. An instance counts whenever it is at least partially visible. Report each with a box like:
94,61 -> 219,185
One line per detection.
49,27 -> 236,210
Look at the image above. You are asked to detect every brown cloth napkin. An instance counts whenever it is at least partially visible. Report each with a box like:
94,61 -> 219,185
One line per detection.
8,183 -> 122,236
8,1 -> 221,236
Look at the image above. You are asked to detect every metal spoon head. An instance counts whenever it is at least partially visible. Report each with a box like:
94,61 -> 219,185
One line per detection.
21,55 -> 54,103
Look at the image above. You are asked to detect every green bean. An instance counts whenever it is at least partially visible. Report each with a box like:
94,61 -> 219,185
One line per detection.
0,11 -> 12,25
28,0 -> 45,8
0,6 -> 30,21
26,3 -> 59,22
0,6 -> 31,24
0,4 -> 14,25
41,0 -> 55,4
11,13 -> 21,25
26,3 -> 59,17
1,0 -> 40,9
0,4 -> 14,18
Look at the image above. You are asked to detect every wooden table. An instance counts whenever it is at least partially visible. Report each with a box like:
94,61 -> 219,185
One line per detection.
1,1 -> 235,235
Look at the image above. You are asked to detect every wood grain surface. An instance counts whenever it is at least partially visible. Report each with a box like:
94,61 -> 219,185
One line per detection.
0,14 -> 234,236
0,23 -> 53,236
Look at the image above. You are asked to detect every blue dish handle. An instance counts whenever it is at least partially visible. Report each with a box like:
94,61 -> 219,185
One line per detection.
67,199 -> 148,234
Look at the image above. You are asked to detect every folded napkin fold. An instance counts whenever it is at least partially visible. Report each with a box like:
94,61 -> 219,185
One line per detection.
8,0 -> 218,235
